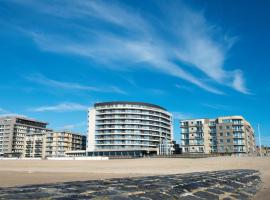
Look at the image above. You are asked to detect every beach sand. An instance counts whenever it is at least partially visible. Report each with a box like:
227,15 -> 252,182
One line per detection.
0,157 -> 269,199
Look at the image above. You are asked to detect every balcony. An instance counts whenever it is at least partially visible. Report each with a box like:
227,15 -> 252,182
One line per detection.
233,142 -> 245,145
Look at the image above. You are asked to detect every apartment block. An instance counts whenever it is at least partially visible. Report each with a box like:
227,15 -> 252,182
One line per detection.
181,116 -> 256,154
25,132 -> 47,158
0,116 -> 52,158
87,101 -> 173,157
46,131 -> 86,157
256,146 -> 270,156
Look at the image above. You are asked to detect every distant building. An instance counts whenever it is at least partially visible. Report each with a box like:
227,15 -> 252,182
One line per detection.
46,131 -> 86,157
87,101 -> 173,157
25,131 -> 47,158
0,116 -> 52,158
256,146 -> 270,156
181,116 -> 256,155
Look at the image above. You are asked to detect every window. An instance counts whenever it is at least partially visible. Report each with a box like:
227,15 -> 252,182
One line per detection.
219,126 -> 223,130
226,132 -> 230,136
220,139 -> 224,143
227,139 -> 231,143
220,133 -> 223,136
226,126 -> 230,130
222,119 -> 232,123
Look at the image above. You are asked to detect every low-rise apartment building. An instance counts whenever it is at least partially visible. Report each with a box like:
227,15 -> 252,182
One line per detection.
256,146 -> 270,156
25,132 -> 47,158
181,116 -> 256,155
46,131 -> 86,157
0,116 -> 52,158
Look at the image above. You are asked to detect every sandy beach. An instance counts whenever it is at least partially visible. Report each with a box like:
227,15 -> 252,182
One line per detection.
0,157 -> 269,199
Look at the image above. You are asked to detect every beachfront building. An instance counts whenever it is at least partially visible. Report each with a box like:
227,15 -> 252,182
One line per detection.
25,131 -> 47,158
46,131 -> 86,157
256,146 -> 270,156
87,101 -> 174,157
0,116 -> 52,158
181,116 -> 256,155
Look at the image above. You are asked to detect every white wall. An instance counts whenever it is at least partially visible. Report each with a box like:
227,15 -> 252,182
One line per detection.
87,108 -> 96,151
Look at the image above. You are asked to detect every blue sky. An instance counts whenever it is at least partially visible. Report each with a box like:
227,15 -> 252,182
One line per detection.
0,0 -> 269,145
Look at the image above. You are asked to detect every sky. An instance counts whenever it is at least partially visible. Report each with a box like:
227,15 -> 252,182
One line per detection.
0,0 -> 269,145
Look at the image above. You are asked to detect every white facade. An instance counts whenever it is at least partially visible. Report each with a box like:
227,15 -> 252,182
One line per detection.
87,102 -> 173,155
87,108 -> 96,151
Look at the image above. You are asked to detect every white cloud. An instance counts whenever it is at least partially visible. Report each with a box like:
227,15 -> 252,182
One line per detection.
201,103 -> 230,110
175,84 -> 194,92
0,108 -> 8,113
172,112 -> 194,120
27,33 -> 223,94
232,70 -> 251,94
171,6 -> 249,94
25,73 -> 126,94
31,103 -> 89,112
0,108 -> 25,117
12,0 -> 250,95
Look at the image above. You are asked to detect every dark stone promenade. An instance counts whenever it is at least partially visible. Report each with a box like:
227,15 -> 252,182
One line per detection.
0,169 -> 261,200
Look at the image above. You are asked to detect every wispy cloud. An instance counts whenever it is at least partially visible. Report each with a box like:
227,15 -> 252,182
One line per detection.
175,84 -> 194,93
25,73 -> 126,94
201,103 -> 230,110
0,107 -> 27,117
31,102 -> 89,112
232,70 -> 252,95
11,0 -> 250,94
172,112 -> 194,120
0,108 -> 8,114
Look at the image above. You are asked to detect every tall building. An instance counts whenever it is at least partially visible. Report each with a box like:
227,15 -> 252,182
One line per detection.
46,131 -> 86,157
87,101 -> 173,156
0,116 -> 52,158
181,116 -> 256,154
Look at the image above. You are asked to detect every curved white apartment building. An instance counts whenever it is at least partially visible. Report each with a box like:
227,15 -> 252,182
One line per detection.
87,102 -> 173,157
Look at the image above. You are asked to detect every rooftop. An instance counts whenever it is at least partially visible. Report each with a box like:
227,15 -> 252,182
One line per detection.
0,115 -> 48,126
94,101 -> 167,111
